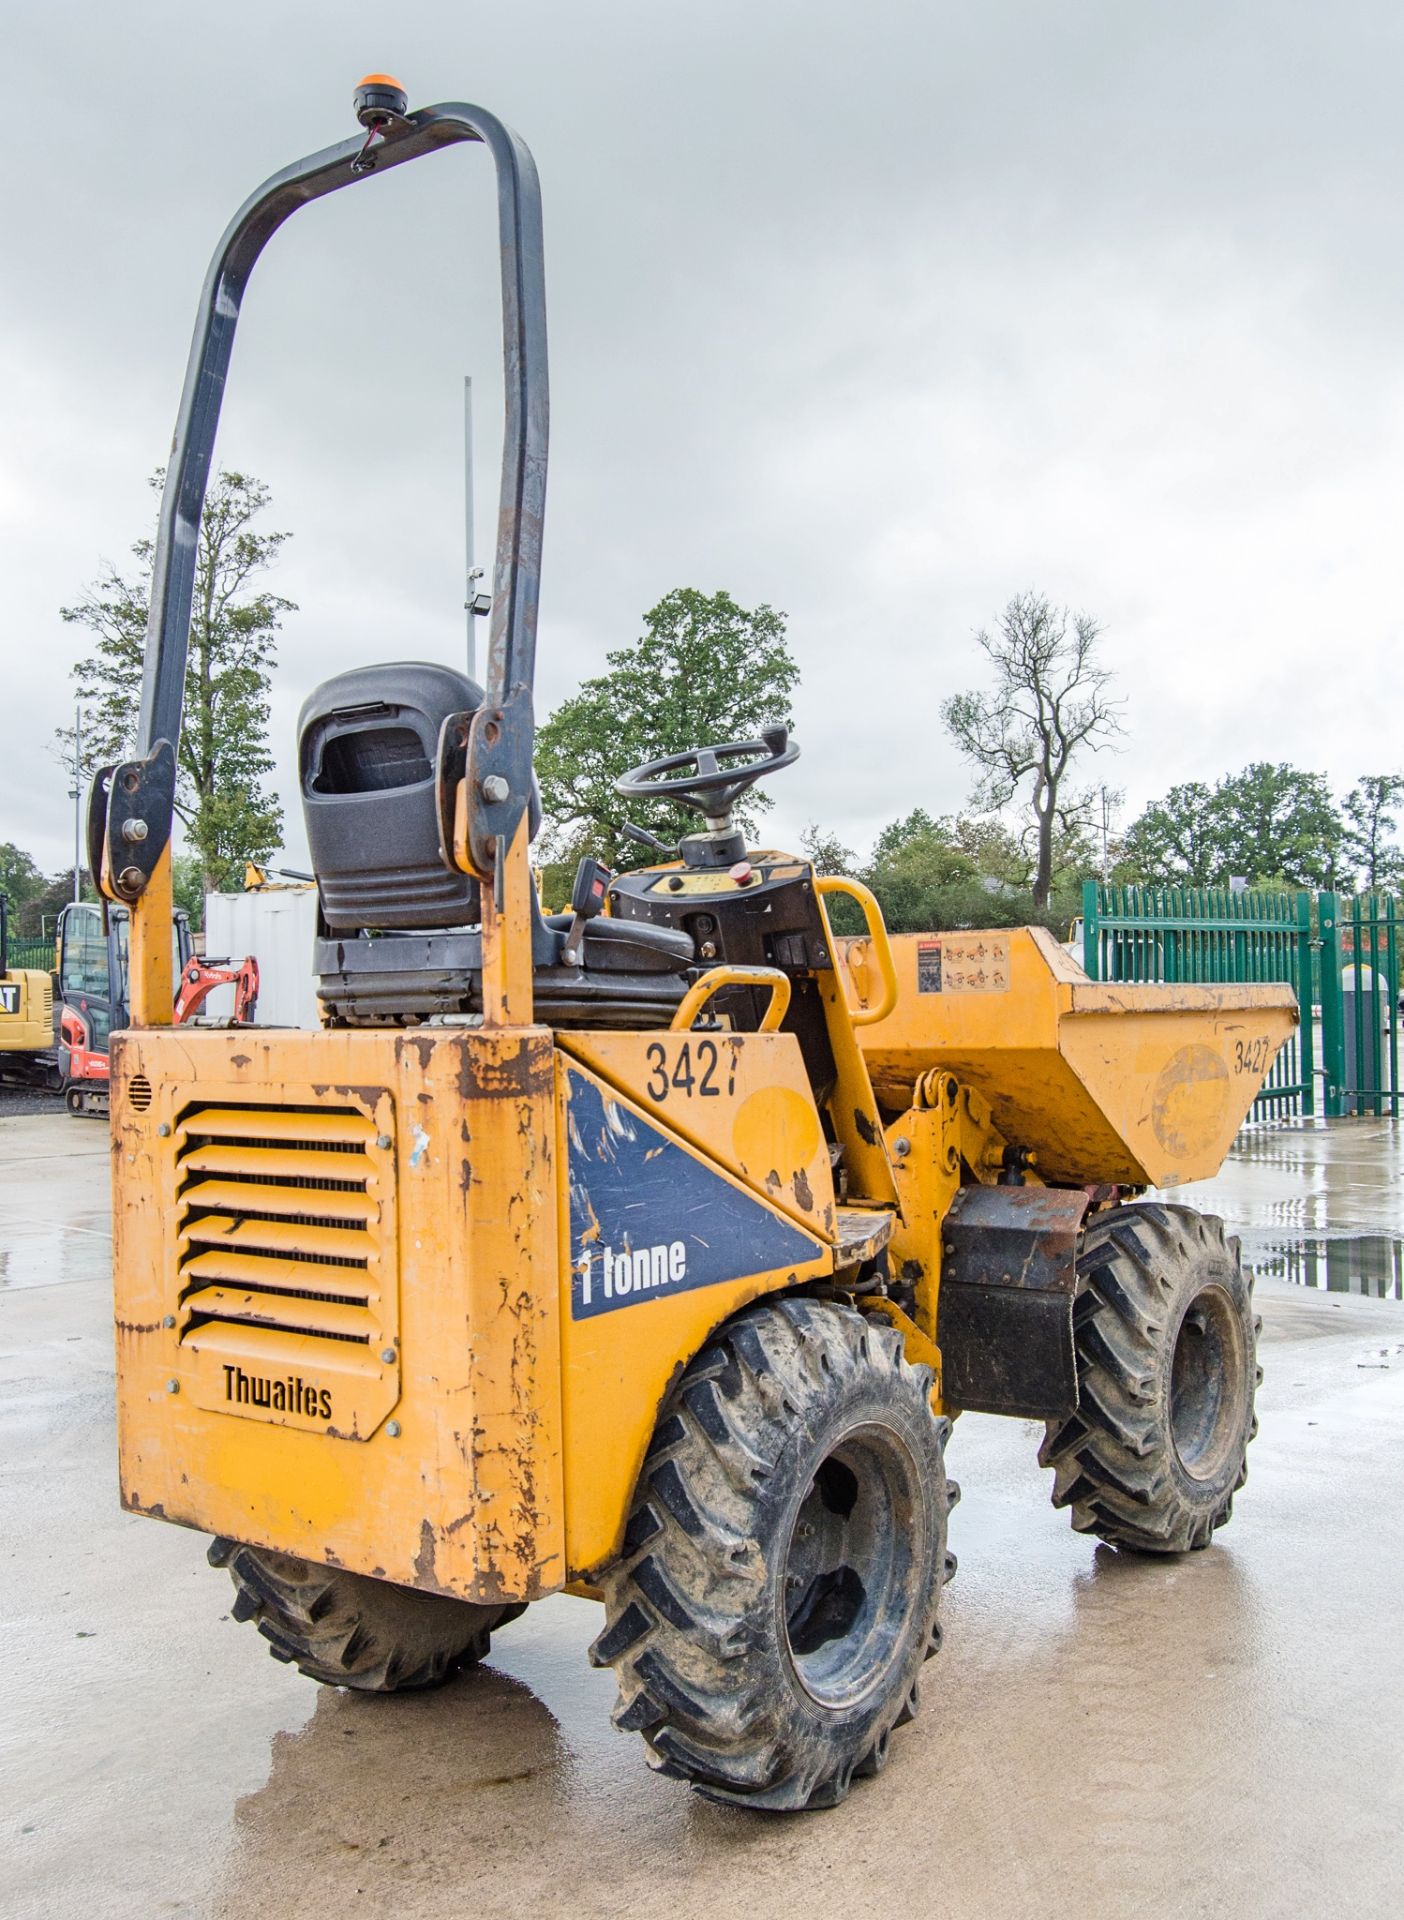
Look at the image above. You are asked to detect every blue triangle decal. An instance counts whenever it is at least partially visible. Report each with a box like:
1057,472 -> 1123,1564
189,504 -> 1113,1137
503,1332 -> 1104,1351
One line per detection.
564,1066 -> 824,1320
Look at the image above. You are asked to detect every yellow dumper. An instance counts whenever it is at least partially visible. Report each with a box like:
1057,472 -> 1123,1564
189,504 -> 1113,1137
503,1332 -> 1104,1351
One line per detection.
98,80 -> 1297,1812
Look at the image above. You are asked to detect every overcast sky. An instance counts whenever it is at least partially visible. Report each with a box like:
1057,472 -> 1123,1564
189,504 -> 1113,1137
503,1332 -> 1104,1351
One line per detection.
6,2 -> 1404,880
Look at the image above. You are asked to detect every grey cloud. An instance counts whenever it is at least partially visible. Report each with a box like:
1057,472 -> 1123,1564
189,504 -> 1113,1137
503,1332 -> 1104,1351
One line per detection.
6,1 -> 1404,872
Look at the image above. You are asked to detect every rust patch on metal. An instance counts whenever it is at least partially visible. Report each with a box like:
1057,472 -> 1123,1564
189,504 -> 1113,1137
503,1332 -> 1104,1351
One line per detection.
457,1034 -> 553,1103
401,1033 -> 437,1071
412,1517 -> 455,1596
853,1107 -> 879,1146
794,1166 -> 814,1211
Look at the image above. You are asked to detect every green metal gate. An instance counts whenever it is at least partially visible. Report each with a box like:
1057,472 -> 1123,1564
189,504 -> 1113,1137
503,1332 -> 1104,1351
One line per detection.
1081,883 -> 1402,1119
1318,893 -> 1400,1117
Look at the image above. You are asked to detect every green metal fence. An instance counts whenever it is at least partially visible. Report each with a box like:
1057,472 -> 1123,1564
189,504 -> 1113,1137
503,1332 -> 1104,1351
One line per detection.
1082,885 -> 1315,1114
1082,883 -> 1403,1120
4,935 -> 56,975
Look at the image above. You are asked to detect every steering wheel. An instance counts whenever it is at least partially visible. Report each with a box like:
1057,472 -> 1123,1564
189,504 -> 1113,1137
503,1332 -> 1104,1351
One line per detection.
614,725 -> 800,822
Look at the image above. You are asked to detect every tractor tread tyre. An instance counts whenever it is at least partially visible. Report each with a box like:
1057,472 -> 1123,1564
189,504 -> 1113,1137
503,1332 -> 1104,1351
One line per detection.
590,1296 -> 952,1811
209,1538 -> 522,1692
1040,1202 -> 1260,1554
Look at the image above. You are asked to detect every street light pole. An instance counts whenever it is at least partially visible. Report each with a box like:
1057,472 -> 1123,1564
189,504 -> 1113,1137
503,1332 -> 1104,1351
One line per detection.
71,702 -> 84,903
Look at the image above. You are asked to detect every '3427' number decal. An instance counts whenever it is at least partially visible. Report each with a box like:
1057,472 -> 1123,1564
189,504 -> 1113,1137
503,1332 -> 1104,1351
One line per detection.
645,1039 -> 736,1101
1233,1035 -> 1274,1075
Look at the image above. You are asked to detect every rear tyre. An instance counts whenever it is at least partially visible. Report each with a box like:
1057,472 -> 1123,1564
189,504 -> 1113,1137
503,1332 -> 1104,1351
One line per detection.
209,1538 -> 523,1692
1039,1202 -> 1260,1553
590,1296 -> 954,1811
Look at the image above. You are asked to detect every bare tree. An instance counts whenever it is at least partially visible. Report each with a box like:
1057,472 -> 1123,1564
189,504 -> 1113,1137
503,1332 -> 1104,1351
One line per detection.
942,591 -> 1121,908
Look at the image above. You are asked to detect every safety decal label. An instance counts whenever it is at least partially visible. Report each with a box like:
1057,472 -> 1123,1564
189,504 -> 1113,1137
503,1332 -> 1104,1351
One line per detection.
916,941 -> 942,993
917,934 -> 1010,994
564,1068 -> 822,1319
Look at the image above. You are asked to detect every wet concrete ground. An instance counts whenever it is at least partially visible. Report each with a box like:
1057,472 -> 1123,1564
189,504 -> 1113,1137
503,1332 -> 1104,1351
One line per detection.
3,1106 -> 1403,1919
1164,1115 -> 1404,1301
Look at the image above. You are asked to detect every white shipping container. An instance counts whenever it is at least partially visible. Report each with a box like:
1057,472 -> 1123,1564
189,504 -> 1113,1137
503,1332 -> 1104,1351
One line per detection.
202,886 -> 322,1029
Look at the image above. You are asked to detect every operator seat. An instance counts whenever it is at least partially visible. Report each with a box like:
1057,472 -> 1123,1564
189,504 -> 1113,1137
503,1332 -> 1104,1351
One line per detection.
298,663 -> 695,1027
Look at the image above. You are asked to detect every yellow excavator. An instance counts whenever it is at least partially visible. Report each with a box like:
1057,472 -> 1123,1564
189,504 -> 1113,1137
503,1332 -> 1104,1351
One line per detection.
0,895 -> 58,1089
97,78 -> 1297,1811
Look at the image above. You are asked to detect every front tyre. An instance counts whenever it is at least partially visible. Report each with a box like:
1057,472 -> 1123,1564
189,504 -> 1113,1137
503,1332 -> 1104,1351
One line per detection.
1040,1203 -> 1260,1553
590,1296 -> 955,1811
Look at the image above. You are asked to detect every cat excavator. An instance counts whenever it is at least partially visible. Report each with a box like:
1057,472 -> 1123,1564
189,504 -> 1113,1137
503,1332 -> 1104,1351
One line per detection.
0,894 -> 58,1089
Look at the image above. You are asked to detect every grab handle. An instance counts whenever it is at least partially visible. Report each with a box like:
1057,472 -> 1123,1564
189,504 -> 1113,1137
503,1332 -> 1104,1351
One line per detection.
671,965 -> 792,1034
817,877 -> 898,1026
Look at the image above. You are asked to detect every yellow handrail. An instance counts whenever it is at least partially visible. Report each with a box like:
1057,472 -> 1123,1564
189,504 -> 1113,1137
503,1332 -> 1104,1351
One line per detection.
670,965 -> 792,1034
817,876 -> 898,1026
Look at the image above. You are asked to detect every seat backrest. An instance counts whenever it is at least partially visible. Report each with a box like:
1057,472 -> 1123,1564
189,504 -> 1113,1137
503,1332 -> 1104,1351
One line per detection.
298,661 -> 481,930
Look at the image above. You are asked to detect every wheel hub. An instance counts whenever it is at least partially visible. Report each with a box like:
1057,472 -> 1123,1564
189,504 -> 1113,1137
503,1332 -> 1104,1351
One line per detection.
782,1424 -> 924,1708
1169,1283 -> 1245,1480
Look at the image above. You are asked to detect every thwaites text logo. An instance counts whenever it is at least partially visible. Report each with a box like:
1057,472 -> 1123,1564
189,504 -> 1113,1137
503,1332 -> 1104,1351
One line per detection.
223,1365 -> 332,1421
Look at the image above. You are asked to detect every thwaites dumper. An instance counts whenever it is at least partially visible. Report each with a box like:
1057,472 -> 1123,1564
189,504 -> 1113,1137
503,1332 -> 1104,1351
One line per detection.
101,79 -> 1298,1811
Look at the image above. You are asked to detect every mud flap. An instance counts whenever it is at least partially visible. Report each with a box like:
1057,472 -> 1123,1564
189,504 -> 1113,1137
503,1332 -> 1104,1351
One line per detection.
938,1185 -> 1091,1419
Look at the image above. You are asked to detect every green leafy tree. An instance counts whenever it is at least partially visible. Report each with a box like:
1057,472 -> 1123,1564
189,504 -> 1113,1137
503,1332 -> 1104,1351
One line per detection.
16,871 -> 86,939
864,811 -> 981,932
0,843 -> 45,921
1120,782 -> 1219,884
1123,764 -> 1343,888
797,807 -> 1096,934
1341,775 -> 1404,892
60,470 -> 292,896
535,588 -> 800,872
798,823 -> 857,876
172,853 -> 207,931
857,809 -> 1080,933
942,591 -> 1121,909
1208,763 -> 1342,887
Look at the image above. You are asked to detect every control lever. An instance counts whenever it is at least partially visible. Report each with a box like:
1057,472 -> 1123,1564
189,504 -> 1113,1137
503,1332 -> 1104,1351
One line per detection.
561,857 -> 613,966
621,822 -> 679,858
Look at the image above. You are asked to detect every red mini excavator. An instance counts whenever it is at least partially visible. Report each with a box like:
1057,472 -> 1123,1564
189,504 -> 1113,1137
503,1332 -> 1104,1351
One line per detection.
57,901 -> 258,1115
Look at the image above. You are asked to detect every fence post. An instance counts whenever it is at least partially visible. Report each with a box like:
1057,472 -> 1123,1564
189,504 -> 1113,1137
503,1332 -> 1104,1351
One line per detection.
1387,895 -> 1400,1120
1296,890 -> 1316,1117
1082,879 -> 1100,980
1318,891 -> 1344,1118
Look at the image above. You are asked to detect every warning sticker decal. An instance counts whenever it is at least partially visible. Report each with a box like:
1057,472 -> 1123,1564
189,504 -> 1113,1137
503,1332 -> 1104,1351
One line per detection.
916,941 -> 942,993
916,935 -> 1011,994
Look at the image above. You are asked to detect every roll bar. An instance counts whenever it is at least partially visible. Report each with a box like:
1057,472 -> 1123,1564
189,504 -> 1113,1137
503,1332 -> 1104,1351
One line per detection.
95,91 -> 548,908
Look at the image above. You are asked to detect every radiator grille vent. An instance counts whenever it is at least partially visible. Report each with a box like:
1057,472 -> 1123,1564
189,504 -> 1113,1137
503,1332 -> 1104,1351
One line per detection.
175,1105 -> 390,1351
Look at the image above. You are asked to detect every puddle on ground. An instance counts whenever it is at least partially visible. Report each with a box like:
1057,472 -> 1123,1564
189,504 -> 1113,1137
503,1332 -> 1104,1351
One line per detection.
1240,1231 -> 1404,1301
